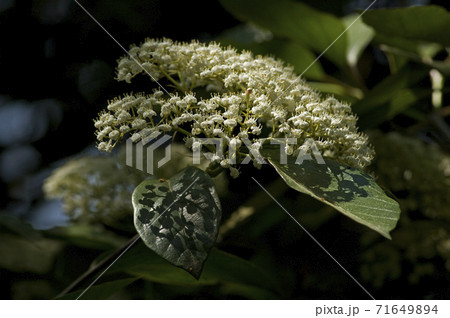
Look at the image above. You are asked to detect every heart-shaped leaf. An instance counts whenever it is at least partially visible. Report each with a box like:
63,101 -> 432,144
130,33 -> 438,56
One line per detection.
261,147 -> 400,239
132,166 -> 221,278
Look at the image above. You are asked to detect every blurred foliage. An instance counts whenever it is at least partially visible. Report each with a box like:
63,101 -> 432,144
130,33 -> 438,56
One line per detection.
1,0 -> 449,299
360,133 -> 450,289
372,132 -> 450,220
44,154 -> 148,227
0,234 -> 61,274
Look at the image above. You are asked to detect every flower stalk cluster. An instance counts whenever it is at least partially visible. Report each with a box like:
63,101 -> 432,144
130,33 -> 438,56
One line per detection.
94,38 -> 374,176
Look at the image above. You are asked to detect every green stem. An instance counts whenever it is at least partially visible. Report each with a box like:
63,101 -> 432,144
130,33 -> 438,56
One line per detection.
172,126 -> 193,137
322,75 -> 364,99
177,71 -> 187,91
160,68 -> 185,92
205,161 -> 225,178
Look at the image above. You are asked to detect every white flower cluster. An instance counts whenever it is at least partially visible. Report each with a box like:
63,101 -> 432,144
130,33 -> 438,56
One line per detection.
94,38 -> 374,175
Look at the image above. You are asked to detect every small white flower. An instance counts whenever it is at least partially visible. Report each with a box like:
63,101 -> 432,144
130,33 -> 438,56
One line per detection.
285,144 -> 294,156
120,125 -> 130,133
131,133 -> 141,142
94,120 -> 103,129
220,159 -> 230,168
97,142 -> 108,151
109,130 -> 120,140
192,141 -> 202,152
118,109 -> 131,120
158,124 -> 172,132
224,119 -> 237,127
229,138 -> 241,149
143,110 -> 157,118
132,118 -> 146,129
238,131 -> 249,139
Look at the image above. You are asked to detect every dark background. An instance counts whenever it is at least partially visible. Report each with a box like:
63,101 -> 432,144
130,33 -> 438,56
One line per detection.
0,0 -> 449,300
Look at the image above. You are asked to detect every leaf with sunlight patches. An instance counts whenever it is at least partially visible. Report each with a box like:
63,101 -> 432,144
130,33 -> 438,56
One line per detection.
132,166 -> 221,278
261,147 -> 400,238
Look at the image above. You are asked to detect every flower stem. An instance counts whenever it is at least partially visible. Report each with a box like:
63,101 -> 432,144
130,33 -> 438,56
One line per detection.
205,161 -> 224,178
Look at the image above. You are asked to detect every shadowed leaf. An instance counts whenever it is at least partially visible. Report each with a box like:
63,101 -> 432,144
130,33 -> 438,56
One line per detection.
261,147 -> 400,238
57,278 -> 138,300
342,13 -> 374,67
352,67 -> 427,128
362,5 -> 450,47
108,242 -> 281,298
0,212 -> 41,241
219,0 -> 347,68
132,166 -> 221,278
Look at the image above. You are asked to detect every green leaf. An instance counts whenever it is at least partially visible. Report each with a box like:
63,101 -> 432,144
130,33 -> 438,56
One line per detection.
362,5 -> 450,47
219,0 -> 348,68
352,67 -> 427,128
200,248 -> 279,294
47,223 -> 128,250
342,14 -> 374,67
386,89 -> 420,119
358,88 -> 425,129
308,81 -> 360,102
0,212 -> 41,241
219,282 -> 278,299
109,242 -> 280,297
374,33 -> 443,59
0,234 -> 62,274
260,147 -> 400,239
353,68 -> 426,115
132,166 -> 221,279
372,37 -> 450,76
58,278 -> 138,300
